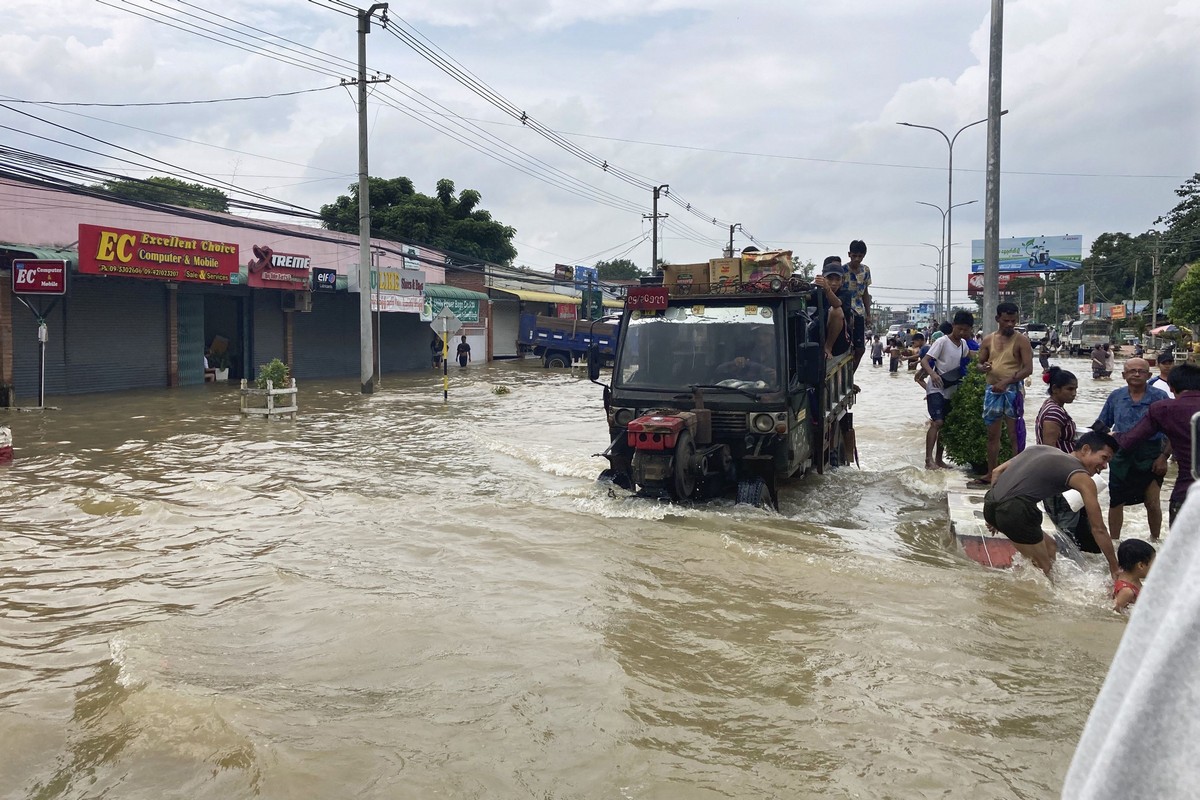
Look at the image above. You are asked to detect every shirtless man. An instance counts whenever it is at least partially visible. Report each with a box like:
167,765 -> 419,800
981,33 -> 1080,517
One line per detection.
974,301 -> 1034,486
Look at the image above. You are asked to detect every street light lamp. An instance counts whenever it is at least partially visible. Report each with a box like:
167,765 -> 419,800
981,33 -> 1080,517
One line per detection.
919,245 -> 944,320
915,199 -> 977,318
898,111 -> 1007,318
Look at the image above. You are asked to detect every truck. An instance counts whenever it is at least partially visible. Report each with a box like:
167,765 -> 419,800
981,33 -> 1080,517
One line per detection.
587,278 -> 857,509
519,312 -> 617,368
1065,318 -> 1110,356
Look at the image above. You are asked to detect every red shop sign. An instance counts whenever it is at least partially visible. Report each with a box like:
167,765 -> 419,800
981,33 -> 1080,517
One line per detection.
12,259 -> 67,295
625,287 -> 669,311
246,244 -> 311,289
78,223 -> 239,285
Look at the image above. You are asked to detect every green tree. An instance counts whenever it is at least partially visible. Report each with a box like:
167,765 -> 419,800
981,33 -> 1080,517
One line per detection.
1157,173 -> 1200,275
320,177 -> 517,265
1169,264 -> 1200,329
595,258 -> 644,280
99,175 -> 229,212
790,257 -> 815,282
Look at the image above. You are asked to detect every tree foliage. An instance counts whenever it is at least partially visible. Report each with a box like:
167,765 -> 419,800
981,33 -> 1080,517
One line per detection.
1170,264 -> 1200,328
320,177 -> 517,266
940,361 -> 1014,472
595,258 -> 644,280
99,176 -> 229,212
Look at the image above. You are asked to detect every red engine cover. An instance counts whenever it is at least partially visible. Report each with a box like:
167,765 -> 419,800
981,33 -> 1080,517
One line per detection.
626,414 -> 686,451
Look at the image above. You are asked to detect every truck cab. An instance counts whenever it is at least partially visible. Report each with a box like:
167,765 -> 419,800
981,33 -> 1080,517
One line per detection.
589,281 -> 856,508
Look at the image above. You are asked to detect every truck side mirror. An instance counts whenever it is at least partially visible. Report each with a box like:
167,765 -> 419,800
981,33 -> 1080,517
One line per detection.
587,345 -> 602,382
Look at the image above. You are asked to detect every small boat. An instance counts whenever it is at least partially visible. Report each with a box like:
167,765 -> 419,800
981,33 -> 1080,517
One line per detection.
947,486 -> 1084,569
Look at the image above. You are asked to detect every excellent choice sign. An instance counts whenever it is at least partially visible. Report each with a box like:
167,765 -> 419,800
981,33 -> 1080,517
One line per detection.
78,224 -> 239,284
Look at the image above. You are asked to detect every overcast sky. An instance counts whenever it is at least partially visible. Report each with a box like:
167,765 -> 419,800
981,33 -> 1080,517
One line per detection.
3,0 -> 1196,308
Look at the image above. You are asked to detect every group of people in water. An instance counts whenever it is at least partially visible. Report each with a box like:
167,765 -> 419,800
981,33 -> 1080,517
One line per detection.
897,300 -> 1198,610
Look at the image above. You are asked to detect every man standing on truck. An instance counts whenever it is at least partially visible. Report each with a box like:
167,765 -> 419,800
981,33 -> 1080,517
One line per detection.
840,240 -> 872,373
971,301 -> 1033,487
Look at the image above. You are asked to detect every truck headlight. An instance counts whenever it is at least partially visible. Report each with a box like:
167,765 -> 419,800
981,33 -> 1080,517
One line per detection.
751,413 -> 775,433
614,407 -> 635,427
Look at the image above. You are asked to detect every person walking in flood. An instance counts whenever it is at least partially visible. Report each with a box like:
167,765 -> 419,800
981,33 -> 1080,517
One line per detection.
1091,357 -> 1170,542
972,302 -> 1033,487
456,335 -> 472,368
431,334 -> 444,369
982,431 -> 1120,579
917,311 -> 973,470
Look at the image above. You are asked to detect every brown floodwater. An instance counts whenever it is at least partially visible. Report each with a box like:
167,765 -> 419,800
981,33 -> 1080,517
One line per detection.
0,355 -> 1156,798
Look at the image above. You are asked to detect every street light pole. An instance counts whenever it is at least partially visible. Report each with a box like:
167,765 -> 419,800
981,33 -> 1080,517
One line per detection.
919,244 -> 944,320
916,199 -> 977,319
726,223 -> 742,258
898,111 -> 1006,320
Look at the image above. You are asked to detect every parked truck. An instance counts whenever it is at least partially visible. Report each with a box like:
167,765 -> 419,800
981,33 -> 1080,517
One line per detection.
520,312 -> 618,368
1065,318 -> 1111,356
587,270 -> 856,509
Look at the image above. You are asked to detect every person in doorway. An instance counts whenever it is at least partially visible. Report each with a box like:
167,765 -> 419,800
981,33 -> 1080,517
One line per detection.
1148,349 -> 1175,398
1092,357 -> 1170,542
203,350 -> 217,383
972,301 -> 1033,487
982,431 -> 1120,579
840,240 -> 872,372
870,335 -> 884,367
917,311 -> 973,469
1116,362 -> 1200,531
456,335 -> 471,368
431,334 -> 444,368
1112,538 -> 1155,613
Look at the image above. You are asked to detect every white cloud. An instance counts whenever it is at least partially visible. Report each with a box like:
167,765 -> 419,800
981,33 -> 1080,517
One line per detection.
0,0 -> 1195,310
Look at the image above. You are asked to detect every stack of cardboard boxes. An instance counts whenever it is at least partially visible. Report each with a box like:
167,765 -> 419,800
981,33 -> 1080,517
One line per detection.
660,250 -> 795,295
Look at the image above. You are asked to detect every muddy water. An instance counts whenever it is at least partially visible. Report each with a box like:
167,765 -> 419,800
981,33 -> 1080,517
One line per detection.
0,356 -> 1151,799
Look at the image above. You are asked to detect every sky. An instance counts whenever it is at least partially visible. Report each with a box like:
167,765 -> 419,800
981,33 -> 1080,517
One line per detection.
2,0 -> 1197,310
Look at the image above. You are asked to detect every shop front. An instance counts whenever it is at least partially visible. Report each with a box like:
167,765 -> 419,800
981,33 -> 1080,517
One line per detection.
423,284 -> 490,365
368,266 -> 431,373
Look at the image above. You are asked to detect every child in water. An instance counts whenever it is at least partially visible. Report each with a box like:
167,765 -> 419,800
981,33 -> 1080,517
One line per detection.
1113,539 -> 1155,613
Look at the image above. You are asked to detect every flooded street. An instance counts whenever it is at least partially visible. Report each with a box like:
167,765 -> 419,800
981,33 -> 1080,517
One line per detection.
1,356 -> 1149,799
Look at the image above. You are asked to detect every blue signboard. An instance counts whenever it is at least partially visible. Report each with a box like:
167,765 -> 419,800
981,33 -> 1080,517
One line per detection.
573,265 -> 598,291
971,235 -> 1083,273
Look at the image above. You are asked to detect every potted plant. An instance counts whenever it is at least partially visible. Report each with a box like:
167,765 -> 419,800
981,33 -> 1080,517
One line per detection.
255,358 -> 289,390
212,350 -> 232,382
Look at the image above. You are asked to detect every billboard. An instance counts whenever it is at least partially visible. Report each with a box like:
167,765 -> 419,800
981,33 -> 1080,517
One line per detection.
970,235 -> 1082,273
12,259 -> 67,295
966,272 -> 1016,296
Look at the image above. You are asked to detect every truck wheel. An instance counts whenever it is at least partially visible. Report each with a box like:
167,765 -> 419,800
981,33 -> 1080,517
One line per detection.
736,477 -> 768,508
545,353 -> 569,368
671,430 -> 697,500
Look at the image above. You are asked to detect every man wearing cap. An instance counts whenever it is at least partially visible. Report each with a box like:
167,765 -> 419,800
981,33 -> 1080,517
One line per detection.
810,257 -> 850,359
1148,350 -> 1175,398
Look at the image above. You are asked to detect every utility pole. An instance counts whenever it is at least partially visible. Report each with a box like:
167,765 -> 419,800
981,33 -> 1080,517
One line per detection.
1151,233 -> 1161,334
726,223 -> 742,258
644,185 -> 669,273
981,0 -> 1004,333
353,3 -> 389,394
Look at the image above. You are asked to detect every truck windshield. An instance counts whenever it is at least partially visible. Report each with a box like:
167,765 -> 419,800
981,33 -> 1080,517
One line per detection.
615,303 -> 779,391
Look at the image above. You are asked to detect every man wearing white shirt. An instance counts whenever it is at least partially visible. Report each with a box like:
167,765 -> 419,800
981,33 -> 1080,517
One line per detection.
918,310 -> 974,469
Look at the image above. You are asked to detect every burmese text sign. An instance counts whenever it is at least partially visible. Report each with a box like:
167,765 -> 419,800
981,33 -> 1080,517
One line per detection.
970,235 -> 1082,273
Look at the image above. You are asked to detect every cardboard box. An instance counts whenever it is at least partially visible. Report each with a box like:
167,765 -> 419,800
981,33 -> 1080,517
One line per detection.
708,258 -> 742,290
661,263 -> 706,294
740,249 -> 794,284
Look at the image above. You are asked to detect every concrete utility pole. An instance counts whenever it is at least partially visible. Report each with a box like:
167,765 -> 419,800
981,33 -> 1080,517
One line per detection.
355,3 -> 389,394
981,0 -> 1005,333
1151,233 -> 1161,333
726,223 -> 742,258
644,185 -> 669,273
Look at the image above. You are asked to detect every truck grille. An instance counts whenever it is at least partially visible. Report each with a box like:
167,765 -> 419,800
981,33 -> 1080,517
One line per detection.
710,410 -> 746,436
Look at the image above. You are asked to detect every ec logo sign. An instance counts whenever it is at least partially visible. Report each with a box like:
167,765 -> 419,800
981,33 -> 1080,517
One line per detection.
95,231 -> 136,263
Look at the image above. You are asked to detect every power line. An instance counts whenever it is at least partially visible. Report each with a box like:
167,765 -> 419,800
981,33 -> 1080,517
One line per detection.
0,84 -> 341,107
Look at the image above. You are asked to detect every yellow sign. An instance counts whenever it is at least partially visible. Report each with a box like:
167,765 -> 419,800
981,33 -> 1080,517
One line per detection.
1110,305 -> 1127,320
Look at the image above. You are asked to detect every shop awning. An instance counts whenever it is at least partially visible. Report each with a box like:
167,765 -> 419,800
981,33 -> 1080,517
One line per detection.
491,287 -> 581,305
0,243 -> 79,270
424,284 -> 490,301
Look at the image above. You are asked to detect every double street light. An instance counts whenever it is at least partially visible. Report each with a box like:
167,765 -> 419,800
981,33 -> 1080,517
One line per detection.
916,200 -> 977,320
898,111 -> 1007,319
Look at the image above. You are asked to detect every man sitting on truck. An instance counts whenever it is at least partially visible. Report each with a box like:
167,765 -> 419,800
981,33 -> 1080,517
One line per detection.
808,257 -> 850,359
716,355 -> 775,385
